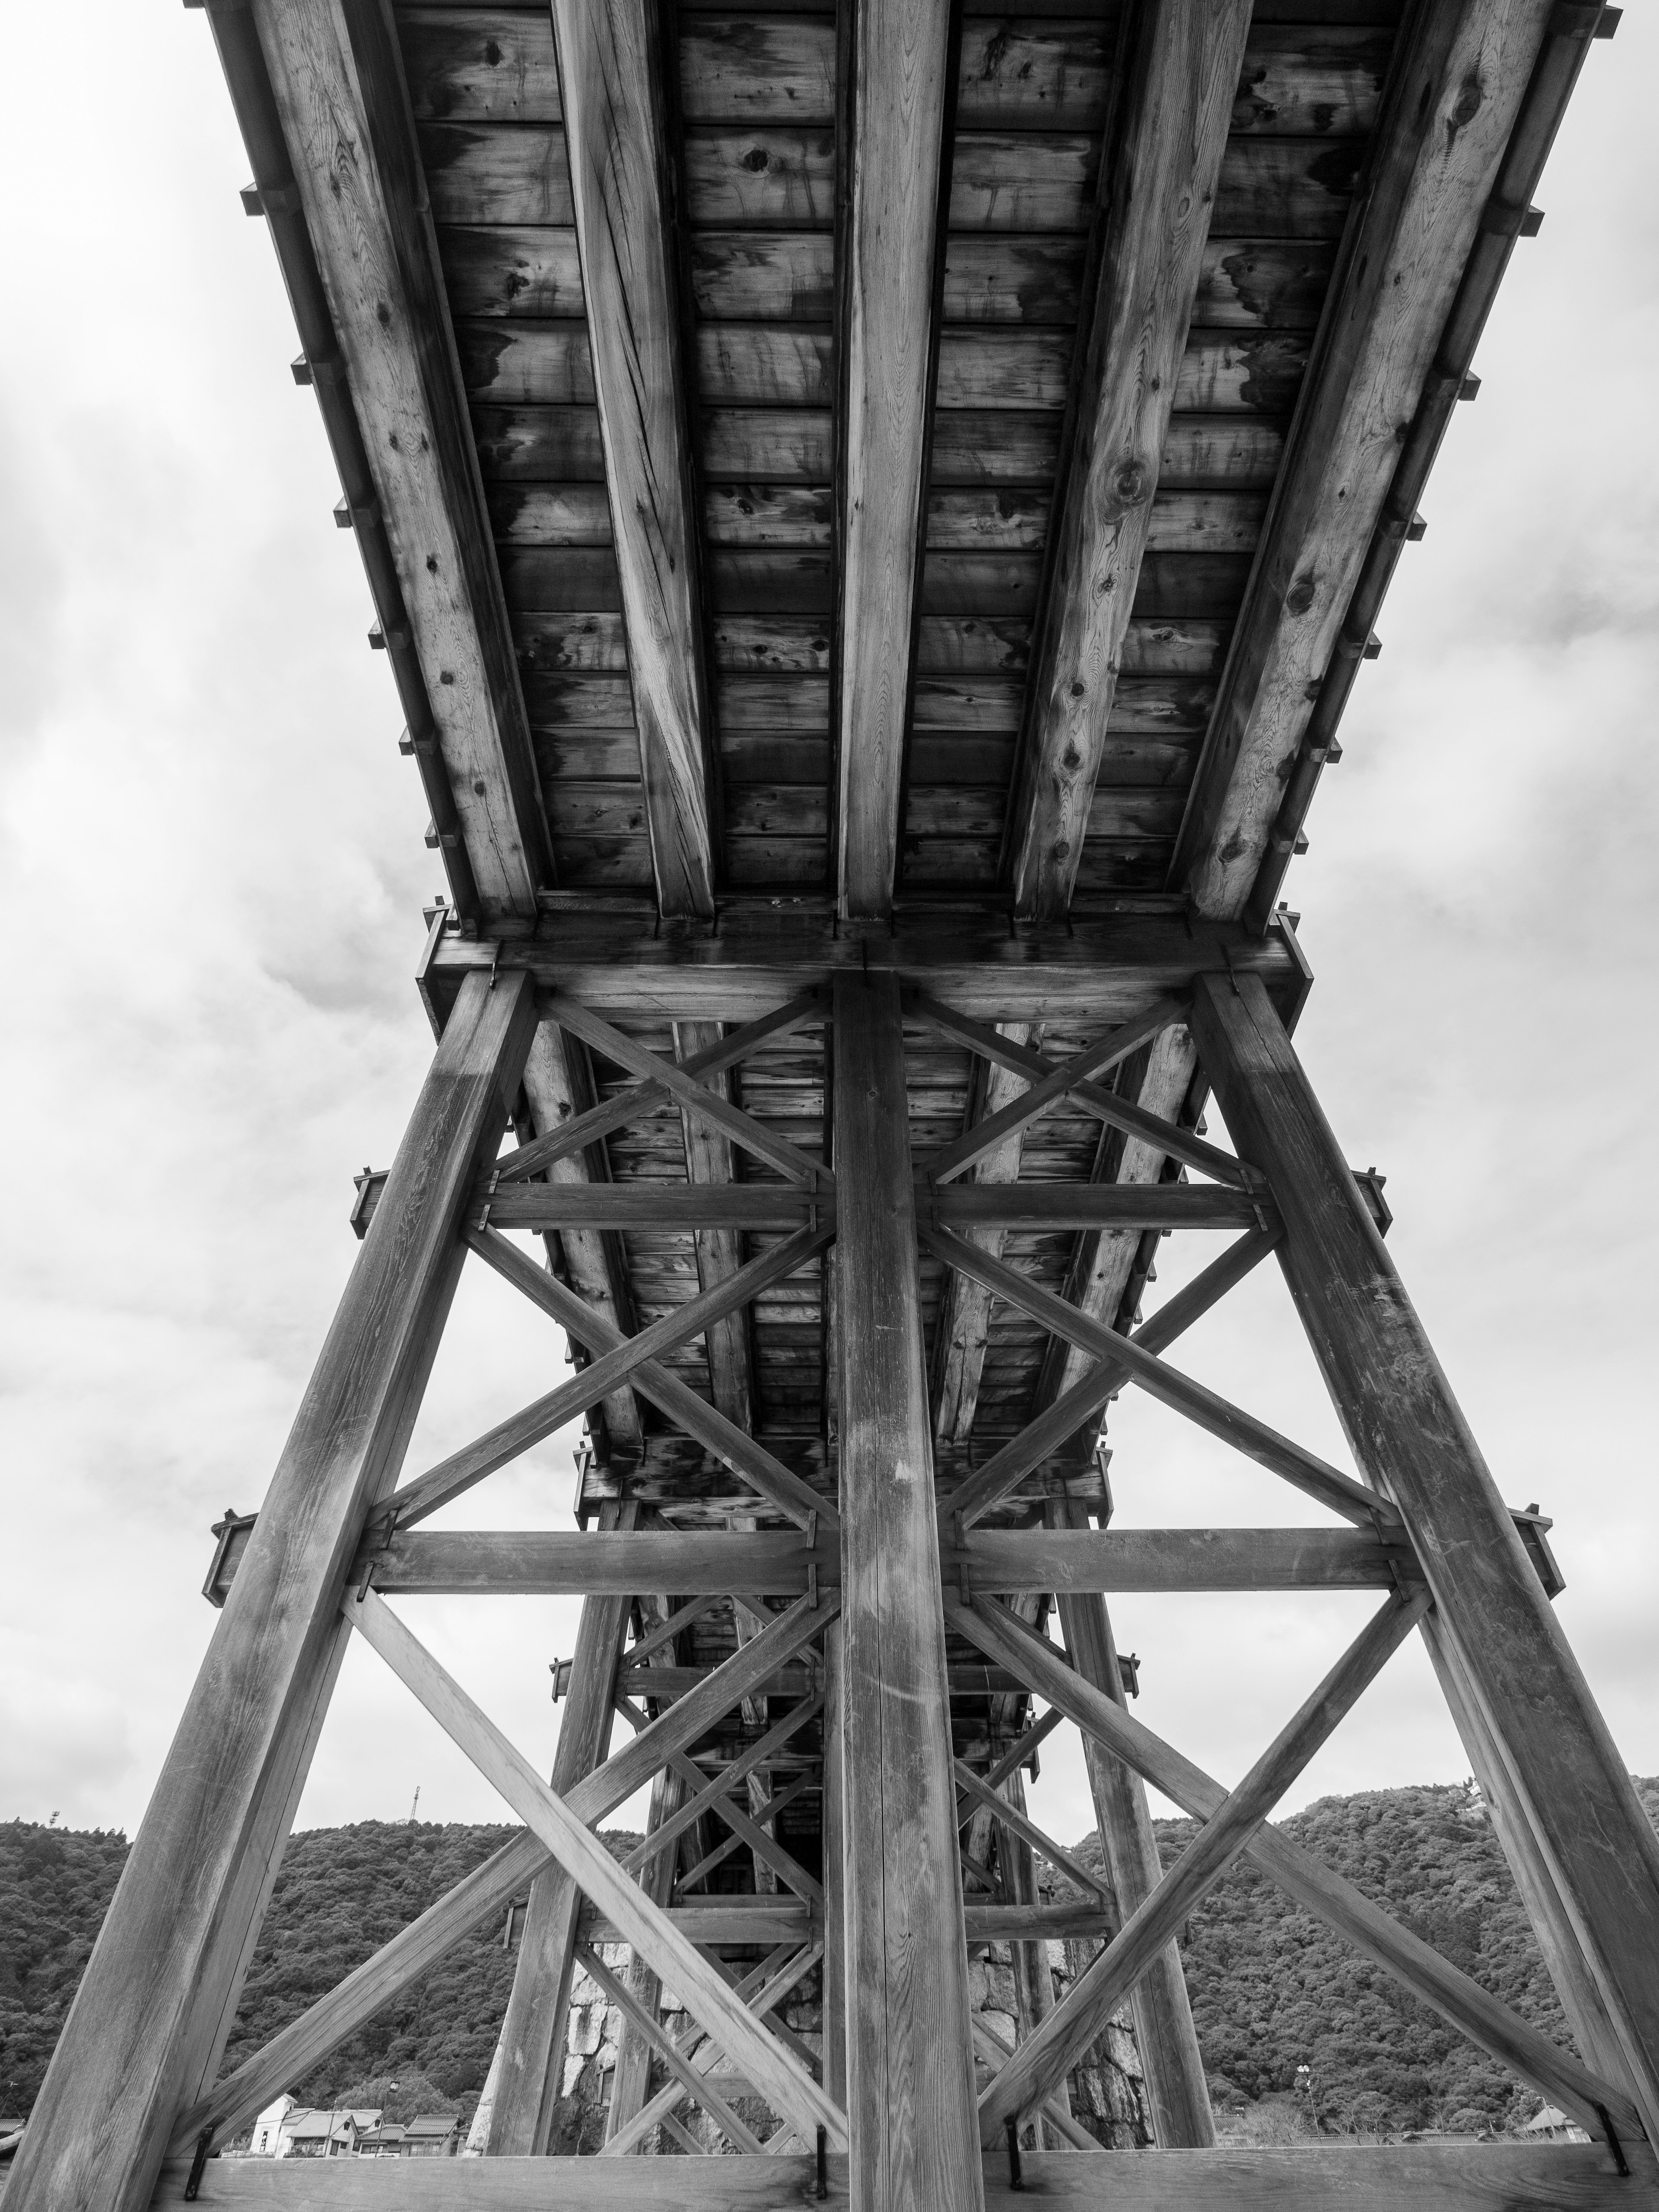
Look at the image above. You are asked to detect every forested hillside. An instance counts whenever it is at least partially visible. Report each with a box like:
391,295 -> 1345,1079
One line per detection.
5,1780 -> 1656,2136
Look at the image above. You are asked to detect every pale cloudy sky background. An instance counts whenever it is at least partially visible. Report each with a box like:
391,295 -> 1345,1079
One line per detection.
1,3 -> 1655,1857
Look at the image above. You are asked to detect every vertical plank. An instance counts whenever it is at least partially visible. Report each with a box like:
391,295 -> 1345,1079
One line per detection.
674,1019 -> 755,1428
833,975 -> 984,2210
836,0 -> 953,916
1007,0 -> 1253,917
934,1029 -> 1039,1443
823,1621 -> 849,2110
1192,972 -> 1659,2135
10,971 -> 537,2212
553,0 -> 717,916
1047,1497 -> 1215,2147
999,1769 -> 1071,2149
604,1704 -> 686,2143
486,1505 -> 638,2155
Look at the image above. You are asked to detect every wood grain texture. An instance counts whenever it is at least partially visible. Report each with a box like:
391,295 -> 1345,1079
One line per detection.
949,1593 -> 1646,2146
1175,0 -> 1559,917
1006,0 -> 1252,917
14,973 -> 537,2212
834,978 -> 985,2211
143,2140 -> 1659,2210
835,0 -> 952,915
168,1594 -> 836,2157
1192,972 -> 1659,2133
933,1028 -> 1038,1444
257,0 -> 549,915
349,1588 -> 846,2146
553,0 -> 717,916
485,1507 -> 634,2153
979,1592 -> 1423,2133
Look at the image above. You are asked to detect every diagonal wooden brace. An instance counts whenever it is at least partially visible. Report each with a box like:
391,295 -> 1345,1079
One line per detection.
347,1586 -> 848,2149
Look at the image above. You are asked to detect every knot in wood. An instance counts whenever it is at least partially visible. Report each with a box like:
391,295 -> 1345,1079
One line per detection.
1111,458 -> 1151,508
1284,573 -> 1317,617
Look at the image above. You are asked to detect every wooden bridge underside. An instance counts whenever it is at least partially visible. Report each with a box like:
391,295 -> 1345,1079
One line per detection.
12,0 -> 1659,2208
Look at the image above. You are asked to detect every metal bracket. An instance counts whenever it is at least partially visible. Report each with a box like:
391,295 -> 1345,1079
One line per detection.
183,2129 -> 214,2201
1006,2117 -> 1024,2190
816,2124 -> 829,2198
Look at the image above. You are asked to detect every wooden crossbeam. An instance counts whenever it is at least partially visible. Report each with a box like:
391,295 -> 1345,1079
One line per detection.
387,1224 -> 830,1528
834,0 -> 953,915
934,1024 -> 1040,1444
170,1590 -> 836,2155
946,1224 -> 1279,1529
424,910 -> 1303,1023
551,995 -> 831,1188
919,1000 -> 1188,1185
977,1591 -> 1426,2134
498,993 -> 826,1185
949,1594 -> 1646,2144
468,1224 -> 833,1530
970,2013 -> 1105,2155
911,993 -> 1255,1189
664,1746 -> 822,1906
1173,0 -> 1561,917
623,1697 -> 823,1875
146,2140 -> 1658,2208
674,1770 -> 818,1897
349,1587 -> 847,2148
553,0 -> 716,916
577,1945 -> 765,2154
475,1183 -> 1260,1232
673,1020 -> 756,1429
1005,0 -> 1253,917
953,1760 -> 1112,1905
925,1224 -> 1389,1528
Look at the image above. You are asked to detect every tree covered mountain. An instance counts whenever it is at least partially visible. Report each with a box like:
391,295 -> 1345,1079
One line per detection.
5,1779 -> 1656,2136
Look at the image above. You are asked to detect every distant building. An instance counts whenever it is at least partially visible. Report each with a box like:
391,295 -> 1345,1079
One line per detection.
357,2123 -> 408,2158
279,2108 -> 383,2158
402,2115 -> 461,2158
249,2097 -> 295,2157
1524,2106 -> 1591,2145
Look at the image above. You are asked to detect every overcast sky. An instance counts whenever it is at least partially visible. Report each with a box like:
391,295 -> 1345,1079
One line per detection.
2,3 -> 1655,1860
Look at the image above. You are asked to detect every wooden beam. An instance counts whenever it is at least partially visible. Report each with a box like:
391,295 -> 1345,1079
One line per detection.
147,2139 -> 1659,2210
835,0 -> 953,915
1173,0 -> 1560,917
483,1185 -> 825,1231
674,1020 -> 756,1428
15,972 -> 537,2212
822,1623 -> 848,2109
1005,0 -> 1252,916
421,909 -> 1303,1024
1048,1501 -> 1214,2150
923,1224 -> 1391,1529
834,975 -> 984,2210
604,1707 -> 684,2145
470,1183 -> 1262,1233
578,1944 -> 765,2155
953,1761 -> 1112,1908
518,1020 -> 644,1458
945,1225 -> 1279,1530
484,1510 -> 633,2155
349,1587 -> 846,2147
1191,971 -> 1659,2133
171,1591 -> 836,2156
932,1185 -> 1262,1232
468,1224 -> 832,1530
553,0 -> 716,916
251,0 -> 549,916
977,1592 -> 1425,2136
934,1028 -> 1039,1445
950,1592 -> 1646,2145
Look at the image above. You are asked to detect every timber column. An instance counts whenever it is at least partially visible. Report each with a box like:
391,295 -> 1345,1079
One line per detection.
1192,970 -> 1659,2136
11,969 -> 538,2212
833,976 -> 983,2211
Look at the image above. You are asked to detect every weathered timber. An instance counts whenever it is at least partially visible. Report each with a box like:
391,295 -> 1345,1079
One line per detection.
553,0 -> 716,915
835,976 -> 984,2212
16,973 -> 537,2212
835,0 -> 953,915
420,910 -> 1302,1024
949,1593 -> 1645,2144
170,1591 -> 837,2157
256,0 -> 549,915
578,1943 -> 766,2154
348,1588 -> 846,2147
1049,1498 -> 1214,2147
1174,0 -> 1559,915
604,1610 -> 686,2146
978,1590 -> 1425,2135
934,1025 -> 1040,1445
673,1019 -> 756,1427
145,2140 -> 1659,2210
953,1760 -> 1112,1905
1007,0 -> 1252,915
1192,972 -> 1659,2132
923,1224 -> 1391,1529
486,1505 -> 634,2154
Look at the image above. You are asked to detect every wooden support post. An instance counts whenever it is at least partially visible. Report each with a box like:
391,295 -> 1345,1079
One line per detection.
486,1506 -> 637,2155
823,1621 -> 848,2110
606,1604 -> 687,2147
11,970 -> 537,2212
998,1768 -> 1071,2149
1046,1497 -> 1215,2147
1191,972 -> 1659,2132
833,976 -> 984,2210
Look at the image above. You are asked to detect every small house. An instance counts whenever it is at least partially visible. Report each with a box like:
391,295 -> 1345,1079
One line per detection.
402,2114 -> 461,2158
281,2112 -> 362,2159
357,2123 -> 407,2158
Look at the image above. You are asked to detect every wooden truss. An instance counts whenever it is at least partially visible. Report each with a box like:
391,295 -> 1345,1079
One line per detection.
17,960 -> 1659,2212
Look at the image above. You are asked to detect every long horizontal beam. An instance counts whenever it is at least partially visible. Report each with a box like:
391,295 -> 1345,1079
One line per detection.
421,912 -> 1303,1024
149,2141 -> 1653,2208
472,1183 -> 1264,1233
367,1526 -> 1412,1596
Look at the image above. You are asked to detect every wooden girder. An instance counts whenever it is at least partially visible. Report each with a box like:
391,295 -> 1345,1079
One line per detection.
1172,0 -> 1563,918
1004,0 -> 1252,918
